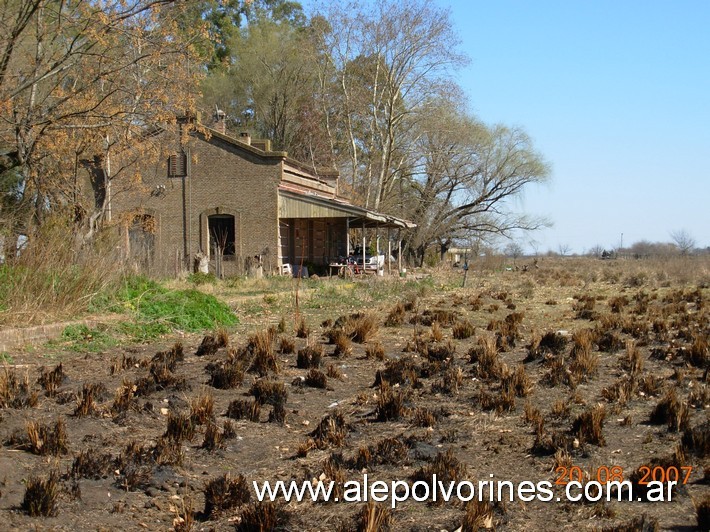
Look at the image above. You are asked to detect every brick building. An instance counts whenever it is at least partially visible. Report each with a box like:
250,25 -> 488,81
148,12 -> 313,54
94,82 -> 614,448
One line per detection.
112,114 -> 413,277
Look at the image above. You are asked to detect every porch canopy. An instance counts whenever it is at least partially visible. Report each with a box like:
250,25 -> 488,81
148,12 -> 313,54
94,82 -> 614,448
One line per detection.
278,188 -> 415,272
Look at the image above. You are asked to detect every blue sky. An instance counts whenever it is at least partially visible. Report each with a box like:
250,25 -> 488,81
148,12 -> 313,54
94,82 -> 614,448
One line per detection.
440,0 -> 709,253
302,1 -> 709,253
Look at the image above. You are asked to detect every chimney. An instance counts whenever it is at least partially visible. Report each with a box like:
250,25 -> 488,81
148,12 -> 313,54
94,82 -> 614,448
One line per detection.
239,131 -> 251,146
212,108 -> 226,134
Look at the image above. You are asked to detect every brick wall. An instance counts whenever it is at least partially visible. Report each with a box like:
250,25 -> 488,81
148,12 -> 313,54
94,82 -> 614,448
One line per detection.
112,128 -> 282,276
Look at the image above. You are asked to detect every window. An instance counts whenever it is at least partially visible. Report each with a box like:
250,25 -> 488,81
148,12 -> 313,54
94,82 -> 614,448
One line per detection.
168,151 -> 187,177
208,214 -> 235,257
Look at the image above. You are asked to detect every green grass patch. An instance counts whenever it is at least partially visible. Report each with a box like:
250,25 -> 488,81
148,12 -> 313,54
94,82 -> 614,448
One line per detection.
110,276 -> 237,333
0,352 -> 14,364
53,324 -> 119,353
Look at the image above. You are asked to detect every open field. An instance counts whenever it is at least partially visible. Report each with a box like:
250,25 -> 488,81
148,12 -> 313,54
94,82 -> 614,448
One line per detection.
0,257 -> 708,531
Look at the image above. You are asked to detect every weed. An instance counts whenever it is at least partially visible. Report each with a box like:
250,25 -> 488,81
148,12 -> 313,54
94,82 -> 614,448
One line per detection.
22,470 -> 59,517
430,321 -> 444,342
373,357 -> 420,388
622,341 -> 644,376
550,399 -> 570,419
470,336 -> 502,380
687,335 -> 708,367
432,366 -> 464,395
694,494 -> 710,530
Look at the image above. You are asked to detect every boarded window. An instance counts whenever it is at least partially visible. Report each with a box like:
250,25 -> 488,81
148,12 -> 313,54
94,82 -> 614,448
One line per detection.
128,214 -> 156,271
168,151 -> 187,177
208,214 -> 235,257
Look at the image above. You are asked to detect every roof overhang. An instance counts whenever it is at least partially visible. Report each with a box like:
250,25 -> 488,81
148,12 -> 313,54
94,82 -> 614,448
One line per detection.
278,188 -> 415,229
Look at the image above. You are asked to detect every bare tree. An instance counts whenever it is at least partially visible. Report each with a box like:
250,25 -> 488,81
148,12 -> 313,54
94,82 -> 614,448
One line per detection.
402,99 -> 550,265
312,0 -> 467,210
671,229 -> 696,255
504,241 -> 524,266
558,244 -> 571,257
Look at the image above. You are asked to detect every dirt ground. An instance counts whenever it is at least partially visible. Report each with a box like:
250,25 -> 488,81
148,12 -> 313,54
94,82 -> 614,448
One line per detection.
0,258 -> 708,531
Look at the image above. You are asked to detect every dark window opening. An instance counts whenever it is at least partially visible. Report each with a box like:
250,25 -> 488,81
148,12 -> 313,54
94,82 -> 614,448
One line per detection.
168,151 -> 187,177
208,214 -> 235,257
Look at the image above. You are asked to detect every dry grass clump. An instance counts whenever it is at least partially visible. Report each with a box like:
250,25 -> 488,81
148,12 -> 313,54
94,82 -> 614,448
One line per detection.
427,340 -> 456,362
375,382 -> 407,421
111,379 -> 137,419
0,368 -> 39,408
550,399 -> 570,419
682,423 -> 709,457
599,514 -> 658,532
410,449 -> 467,504
37,363 -> 65,396
365,342 -> 386,360
71,448 -> 115,479
310,410 -> 348,449
195,332 -> 228,357
356,437 -> 409,469
432,367 -> 464,395
694,494 -> 710,530
245,329 -> 279,376
621,341 -> 644,376
525,331 -> 567,362
569,330 -> 600,383
461,499 -> 495,530
200,422 -> 226,451
596,331 -> 624,353
21,418 -> 69,455
297,345 -> 323,369
164,411 -> 196,443
278,336 -> 295,354
478,386 -> 516,414
608,295 -> 629,313
236,501 -> 288,532
203,473 -> 250,518
413,407 -> 438,428
190,390 -> 215,425
469,336 -> 502,380
305,369 -> 328,389
296,317 -> 310,338
373,356 -> 420,387
601,376 -> 636,406
571,405 -> 606,446
226,398 -> 261,422
206,358 -> 245,389
110,354 -> 140,375
333,330 -> 353,357
501,365 -> 533,398
326,363 -> 343,380
452,319 -> 476,339
354,502 -> 394,532
385,302 -> 406,327
22,470 -> 60,517
249,379 -> 287,423
413,308 -> 459,326
687,335 -> 708,367
574,295 -> 596,320
74,382 -> 107,417
349,313 -> 379,343
649,388 -> 690,432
